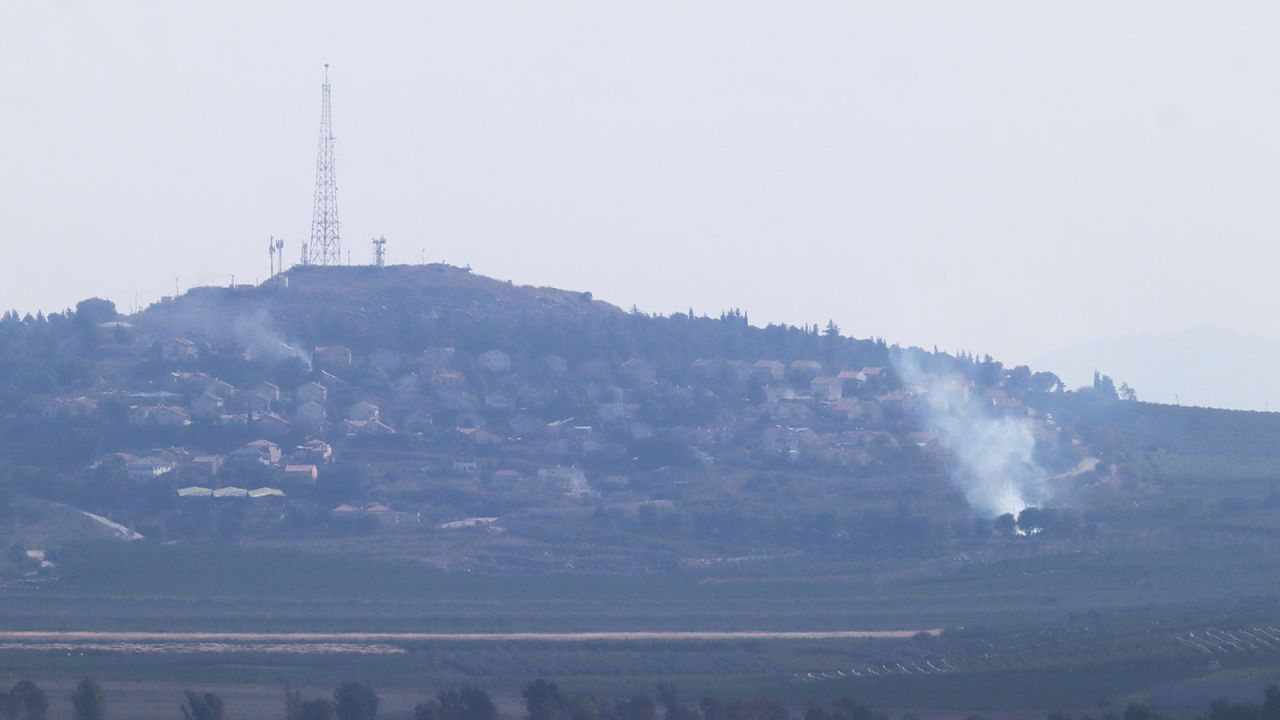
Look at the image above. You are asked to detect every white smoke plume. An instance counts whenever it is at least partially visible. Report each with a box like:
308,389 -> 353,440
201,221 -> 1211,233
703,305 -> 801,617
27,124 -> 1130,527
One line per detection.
894,354 -> 1050,517
232,310 -> 312,369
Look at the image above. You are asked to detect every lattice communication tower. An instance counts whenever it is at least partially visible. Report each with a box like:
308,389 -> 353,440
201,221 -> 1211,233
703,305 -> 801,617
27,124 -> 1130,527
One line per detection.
306,64 -> 341,265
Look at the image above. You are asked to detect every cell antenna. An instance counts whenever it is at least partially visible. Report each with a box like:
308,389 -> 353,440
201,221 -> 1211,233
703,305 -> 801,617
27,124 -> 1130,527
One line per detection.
306,64 -> 341,266
373,235 -> 387,268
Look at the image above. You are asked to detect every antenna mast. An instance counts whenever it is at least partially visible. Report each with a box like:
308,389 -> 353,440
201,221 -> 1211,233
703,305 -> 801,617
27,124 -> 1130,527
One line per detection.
372,235 -> 387,268
307,64 -> 341,266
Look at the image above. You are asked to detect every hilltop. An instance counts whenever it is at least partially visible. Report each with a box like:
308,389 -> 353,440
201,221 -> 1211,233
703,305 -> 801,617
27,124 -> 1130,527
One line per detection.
136,264 -> 621,355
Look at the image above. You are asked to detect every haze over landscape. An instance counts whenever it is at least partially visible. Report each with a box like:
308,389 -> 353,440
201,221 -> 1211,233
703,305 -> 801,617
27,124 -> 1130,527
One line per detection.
3,2 -> 1279,408
5,3 -> 1280,719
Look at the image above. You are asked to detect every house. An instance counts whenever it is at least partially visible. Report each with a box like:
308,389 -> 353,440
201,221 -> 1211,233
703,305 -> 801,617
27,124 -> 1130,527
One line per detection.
191,455 -> 222,477
161,337 -> 198,361
344,419 -> 395,437
478,350 -> 512,374
317,370 -> 345,388
253,412 -> 291,438
295,401 -> 327,429
126,456 -> 176,482
439,516 -> 498,530
810,376 -> 843,402
282,464 -> 319,484
248,439 -> 284,461
251,381 -> 281,402
248,487 -> 286,498
212,486 -> 249,498
294,438 -> 333,464
315,345 -> 353,369
330,504 -> 361,517
752,360 -> 786,381
96,320 -> 135,347
491,469 -> 522,483
403,409 -> 434,433
43,397 -> 98,419
421,346 -> 455,371
789,360 -> 823,378
598,402 -> 632,422
190,393 -> 223,419
177,486 -> 213,498
391,374 -> 421,400
430,370 -> 465,389
228,439 -> 282,466
837,370 -> 865,387
693,449 -> 716,467
691,359 -> 719,376
296,381 -> 327,404
204,379 -> 235,399
346,401 -> 380,422
452,458 -> 478,474
152,406 -> 192,428
246,391 -> 273,414
126,406 -> 152,427
537,465 -> 590,495
763,386 -> 798,403
723,360 -> 752,383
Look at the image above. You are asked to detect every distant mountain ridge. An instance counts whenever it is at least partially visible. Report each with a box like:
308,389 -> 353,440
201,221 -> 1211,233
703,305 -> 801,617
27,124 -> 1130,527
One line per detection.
1036,326 -> 1280,412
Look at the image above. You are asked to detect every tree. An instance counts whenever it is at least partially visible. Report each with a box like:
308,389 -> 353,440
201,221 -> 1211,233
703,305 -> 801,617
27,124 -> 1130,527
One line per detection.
415,701 -> 443,720
180,691 -> 224,720
74,298 -> 117,325
333,682 -> 379,720
70,679 -> 106,720
617,696 -> 656,720
1092,371 -> 1119,400
656,683 -> 693,720
523,680 -> 569,720
1122,704 -> 1153,720
9,681 -> 48,720
1118,382 -> 1137,402
432,686 -> 497,720
1264,684 -> 1280,720
994,513 -> 1018,537
298,700 -> 337,720
1031,371 -> 1064,393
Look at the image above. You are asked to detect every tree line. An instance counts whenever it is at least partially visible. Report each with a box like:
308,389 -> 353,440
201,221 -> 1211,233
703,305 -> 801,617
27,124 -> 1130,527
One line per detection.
5,677 -> 1280,720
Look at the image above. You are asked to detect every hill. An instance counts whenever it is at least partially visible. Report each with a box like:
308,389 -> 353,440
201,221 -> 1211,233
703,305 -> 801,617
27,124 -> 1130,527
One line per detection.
6,265 -> 1280,710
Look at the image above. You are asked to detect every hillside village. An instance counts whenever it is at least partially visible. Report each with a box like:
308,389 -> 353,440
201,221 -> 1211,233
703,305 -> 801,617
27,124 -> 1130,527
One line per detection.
2,265 -> 1096,570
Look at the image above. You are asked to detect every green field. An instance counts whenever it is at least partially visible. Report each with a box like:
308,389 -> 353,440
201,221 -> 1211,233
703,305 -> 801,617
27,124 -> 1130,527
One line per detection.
4,540 -> 1280,715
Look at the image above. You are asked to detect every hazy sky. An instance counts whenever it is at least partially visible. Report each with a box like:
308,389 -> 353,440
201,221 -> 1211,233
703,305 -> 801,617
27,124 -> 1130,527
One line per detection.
2,3 -> 1278,407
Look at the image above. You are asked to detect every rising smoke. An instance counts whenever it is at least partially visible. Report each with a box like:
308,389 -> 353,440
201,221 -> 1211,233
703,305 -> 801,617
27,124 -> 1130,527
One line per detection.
232,310 -> 312,369
893,355 -> 1050,517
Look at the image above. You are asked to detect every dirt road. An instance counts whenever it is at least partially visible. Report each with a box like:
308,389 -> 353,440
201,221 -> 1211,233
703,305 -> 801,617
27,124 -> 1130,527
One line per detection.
0,629 -> 940,644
